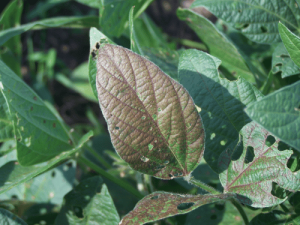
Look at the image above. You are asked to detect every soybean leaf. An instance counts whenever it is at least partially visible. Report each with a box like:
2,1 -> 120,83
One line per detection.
0,140 -> 16,167
0,131 -> 93,195
185,201 -> 260,225
0,0 -> 23,76
219,122 -> 300,207
0,208 -> 27,225
99,0 -> 153,37
0,161 -> 75,205
56,62 -> 97,102
75,0 -> 100,8
88,27 -> 115,100
55,176 -> 120,225
245,81 -> 300,152
0,60 -> 74,166
178,49 -> 263,173
0,92 -> 14,142
272,43 -> 300,78
0,16 -> 98,46
191,0 -> 300,44
279,22 -> 300,68
249,210 -> 290,225
95,44 -> 205,179
120,192 -> 234,225
177,8 -> 255,83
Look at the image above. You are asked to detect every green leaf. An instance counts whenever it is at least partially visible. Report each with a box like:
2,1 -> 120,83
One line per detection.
0,208 -> 27,225
0,131 -> 93,195
95,44 -> 205,179
272,43 -> 300,78
0,0 -> 23,76
245,81 -> 300,152
185,201 -> 260,225
0,60 -> 75,166
55,176 -> 120,225
177,8 -> 255,83
249,210 -> 289,225
89,27 -> 115,100
279,22 -> 300,69
0,16 -> 98,46
129,6 -> 144,56
219,122 -> 300,207
56,62 -> 97,102
0,161 -> 75,205
191,0 -> 300,44
0,92 -> 14,142
99,0 -> 153,37
75,0 -> 100,8
120,192 -> 234,225
178,49 -> 263,172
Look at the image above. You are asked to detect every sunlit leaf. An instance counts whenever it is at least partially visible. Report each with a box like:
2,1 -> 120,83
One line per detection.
55,176 -> 120,225
191,0 -> 300,44
179,49 -> 263,172
245,81 -> 300,152
219,122 -> 300,207
95,44 -> 205,179
120,192 -> 234,225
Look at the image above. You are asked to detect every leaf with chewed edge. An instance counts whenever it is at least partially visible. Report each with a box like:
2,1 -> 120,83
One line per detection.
219,122 -> 300,207
95,44 -> 205,179
120,191 -> 235,225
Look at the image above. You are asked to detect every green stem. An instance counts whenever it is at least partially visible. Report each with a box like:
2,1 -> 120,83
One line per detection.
85,145 -> 112,169
280,203 -> 290,214
171,38 -> 208,51
189,176 -> 220,195
230,199 -> 249,225
78,156 -> 144,200
188,177 -> 249,225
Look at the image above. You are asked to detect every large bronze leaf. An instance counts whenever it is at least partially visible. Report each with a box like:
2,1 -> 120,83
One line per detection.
95,44 -> 204,179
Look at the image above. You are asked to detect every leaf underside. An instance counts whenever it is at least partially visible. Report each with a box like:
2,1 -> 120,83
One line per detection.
120,191 -> 235,225
95,44 -> 205,179
219,122 -> 300,207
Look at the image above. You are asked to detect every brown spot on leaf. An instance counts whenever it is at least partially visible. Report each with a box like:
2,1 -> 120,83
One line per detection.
53,123 -> 56,128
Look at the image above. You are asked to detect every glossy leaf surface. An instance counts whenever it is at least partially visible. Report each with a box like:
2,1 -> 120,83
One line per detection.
191,0 -> 300,44
95,44 -> 205,179
0,60 -> 74,166
219,122 -> 300,207
55,176 -> 120,225
245,81 -> 300,151
179,49 -> 263,172
120,191 -> 234,225
177,8 -> 255,83
279,22 -> 300,68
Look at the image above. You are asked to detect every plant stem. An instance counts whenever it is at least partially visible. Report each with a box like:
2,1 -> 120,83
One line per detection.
188,176 -> 221,194
230,199 -> 249,225
78,156 -> 144,199
188,177 -> 249,225
85,145 -> 112,169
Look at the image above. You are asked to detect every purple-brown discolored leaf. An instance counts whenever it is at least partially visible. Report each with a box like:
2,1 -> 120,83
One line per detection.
95,44 -> 205,179
219,122 -> 300,207
119,191 -> 235,225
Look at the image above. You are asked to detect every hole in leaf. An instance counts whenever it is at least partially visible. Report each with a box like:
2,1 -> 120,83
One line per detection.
151,195 -> 159,200
91,51 -> 96,58
148,144 -> 153,151
11,195 -> 18,200
164,160 -> 169,164
177,202 -> 194,210
287,153 -> 300,172
115,126 -> 119,130
51,171 -> 56,177
142,116 -> 146,120
278,141 -> 290,151
266,135 -> 276,147
215,203 -> 224,211
271,182 -> 287,199
280,54 -> 289,59
95,42 -> 100,49
244,146 -> 255,164
140,156 -> 149,162
210,214 -> 217,220
169,174 -> 173,178
275,63 -> 283,68
238,9 -> 242,13
155,165 -> 166,170
260,26 -> 268,33
73,206 -> 84,218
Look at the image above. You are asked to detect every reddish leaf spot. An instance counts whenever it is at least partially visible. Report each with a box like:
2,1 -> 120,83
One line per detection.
33,96 -> 37,100
53,123 -> 56,128
30,106 -> 33,111
68,139 -> 73,145
43,120 -> 46,123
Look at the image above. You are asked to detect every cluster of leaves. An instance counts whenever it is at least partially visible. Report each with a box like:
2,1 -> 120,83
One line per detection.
0,0 -> 300,224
